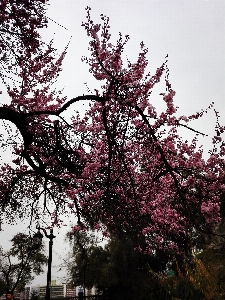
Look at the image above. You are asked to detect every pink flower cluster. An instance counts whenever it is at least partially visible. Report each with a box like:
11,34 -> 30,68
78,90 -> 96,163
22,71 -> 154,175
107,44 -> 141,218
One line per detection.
0,6 -> 225,258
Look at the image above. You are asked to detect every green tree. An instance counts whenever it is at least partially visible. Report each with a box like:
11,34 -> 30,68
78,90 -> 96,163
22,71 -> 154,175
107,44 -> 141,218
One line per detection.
0,233 -> 47,293
66,230 -> 100,289
67,232 -> 172,300
0,277 -> 7,297
30,290 -> 40,300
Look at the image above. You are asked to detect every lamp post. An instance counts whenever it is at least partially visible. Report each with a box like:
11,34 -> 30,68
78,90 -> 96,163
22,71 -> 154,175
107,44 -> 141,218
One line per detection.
33,227 -> 56,300
83,260 -> 86,297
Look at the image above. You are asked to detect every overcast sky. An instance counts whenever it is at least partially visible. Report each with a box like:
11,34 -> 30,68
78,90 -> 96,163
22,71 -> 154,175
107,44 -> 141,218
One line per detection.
0,0 -> 225,287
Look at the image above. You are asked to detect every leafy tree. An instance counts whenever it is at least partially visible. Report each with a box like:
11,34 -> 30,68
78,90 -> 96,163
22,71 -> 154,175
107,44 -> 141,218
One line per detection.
67,233 -> 175,300
30,290 -> 40,300
157,242 -> 225,300
0,1 -> 224,264
0,277 -> 7,297
0,233 -> 47,293
194,247 -> 225,299
66,230 -> 101,289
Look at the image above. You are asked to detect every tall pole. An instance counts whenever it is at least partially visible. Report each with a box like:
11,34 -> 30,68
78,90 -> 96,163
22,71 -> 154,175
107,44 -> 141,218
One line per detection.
83,262 -> 86,297
45,229 -> 55,300
33,226 -> 56,300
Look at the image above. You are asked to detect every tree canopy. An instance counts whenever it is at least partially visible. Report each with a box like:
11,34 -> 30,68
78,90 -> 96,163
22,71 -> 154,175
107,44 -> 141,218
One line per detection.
0,1 -> 225,259
67,232 -> 173,300
0,232 -> 47,292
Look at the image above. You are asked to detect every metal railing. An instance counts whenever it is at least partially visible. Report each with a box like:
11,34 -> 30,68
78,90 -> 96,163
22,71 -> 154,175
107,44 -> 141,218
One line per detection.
50,296 -> 105,300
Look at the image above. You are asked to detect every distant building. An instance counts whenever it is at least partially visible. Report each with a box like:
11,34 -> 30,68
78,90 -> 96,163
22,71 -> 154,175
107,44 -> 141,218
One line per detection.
76,286 -> 100,297
39,284 -> 64,299
11,290 -> 20,300
34,281 -> 76,299
20,287 -> 30,300
65,286 -> 76,297
0,283 -> 100,300
0,288 -> 30,300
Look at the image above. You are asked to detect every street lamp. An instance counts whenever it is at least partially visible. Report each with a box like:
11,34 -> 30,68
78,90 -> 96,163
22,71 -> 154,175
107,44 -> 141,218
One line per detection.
83,260 -> 87,297
33,226 -> 56,300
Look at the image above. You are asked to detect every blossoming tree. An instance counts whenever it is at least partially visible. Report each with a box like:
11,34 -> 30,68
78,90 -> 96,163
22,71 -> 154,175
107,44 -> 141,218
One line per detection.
0,2 -> 225,259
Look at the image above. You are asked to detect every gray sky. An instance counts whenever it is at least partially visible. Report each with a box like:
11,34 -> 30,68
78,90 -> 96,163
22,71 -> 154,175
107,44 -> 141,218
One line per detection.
0,0 -> 225,287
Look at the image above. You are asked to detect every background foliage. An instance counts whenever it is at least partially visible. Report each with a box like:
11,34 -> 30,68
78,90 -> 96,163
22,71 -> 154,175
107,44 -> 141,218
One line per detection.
0,233 -> 47,293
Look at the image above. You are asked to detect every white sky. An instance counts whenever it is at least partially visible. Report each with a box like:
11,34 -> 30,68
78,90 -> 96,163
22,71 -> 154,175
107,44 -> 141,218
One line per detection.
0,0 -> 225,287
